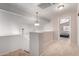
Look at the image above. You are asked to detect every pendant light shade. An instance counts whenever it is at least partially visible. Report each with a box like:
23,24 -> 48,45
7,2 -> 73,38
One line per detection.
34,12 -> 40,26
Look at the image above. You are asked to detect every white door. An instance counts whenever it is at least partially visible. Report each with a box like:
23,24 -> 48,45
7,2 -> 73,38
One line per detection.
30,32 -> 39,56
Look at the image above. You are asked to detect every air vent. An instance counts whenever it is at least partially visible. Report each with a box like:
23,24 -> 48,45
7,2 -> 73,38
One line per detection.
38,3 -> 58,9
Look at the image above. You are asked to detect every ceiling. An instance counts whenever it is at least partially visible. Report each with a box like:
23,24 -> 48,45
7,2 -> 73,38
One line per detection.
0,3 -> 77,25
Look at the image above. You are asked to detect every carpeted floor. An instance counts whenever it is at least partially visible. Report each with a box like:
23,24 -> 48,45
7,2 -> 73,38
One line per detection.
40,40 -> 79,56
0,49 -> 31,56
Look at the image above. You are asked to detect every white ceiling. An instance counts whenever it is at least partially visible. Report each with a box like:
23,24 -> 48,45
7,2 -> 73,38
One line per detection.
0,3 -> 77,25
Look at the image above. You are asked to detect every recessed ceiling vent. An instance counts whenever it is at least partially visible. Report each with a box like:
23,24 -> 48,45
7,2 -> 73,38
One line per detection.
38,3 -> 58,9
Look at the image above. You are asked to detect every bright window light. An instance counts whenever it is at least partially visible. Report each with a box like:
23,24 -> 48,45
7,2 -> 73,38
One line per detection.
60,18 -> 70,24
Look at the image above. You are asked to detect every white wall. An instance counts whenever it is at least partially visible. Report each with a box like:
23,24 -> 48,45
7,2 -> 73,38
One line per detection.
0,10 -> 19,36
0,9 -> 33,52
77,4 -> 79,47
77,16 -> 79,47
36,21 -> 53,33
42,22 -> 53,32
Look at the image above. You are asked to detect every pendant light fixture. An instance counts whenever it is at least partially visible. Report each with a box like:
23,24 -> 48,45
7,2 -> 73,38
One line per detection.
34,12 -> 40,26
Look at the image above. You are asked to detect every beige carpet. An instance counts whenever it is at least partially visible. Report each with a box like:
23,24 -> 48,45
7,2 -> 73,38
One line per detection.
40,40 -> 79,56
